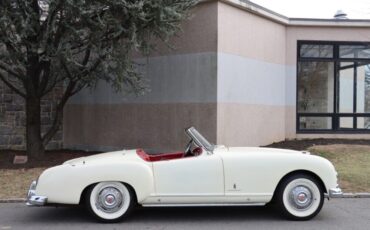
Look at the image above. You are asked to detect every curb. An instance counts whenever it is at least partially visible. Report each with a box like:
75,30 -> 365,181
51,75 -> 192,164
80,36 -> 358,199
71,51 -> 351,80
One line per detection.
0,198 -> 26,203
1,194 -> 370,203
341,193 -> 370,198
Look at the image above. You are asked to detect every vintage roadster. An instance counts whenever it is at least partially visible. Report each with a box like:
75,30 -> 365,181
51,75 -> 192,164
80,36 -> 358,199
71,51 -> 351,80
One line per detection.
27,127 -> 342,222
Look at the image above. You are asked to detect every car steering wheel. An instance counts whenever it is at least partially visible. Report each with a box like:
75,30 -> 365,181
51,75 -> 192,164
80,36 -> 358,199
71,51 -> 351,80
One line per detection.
184,140 -> 193,156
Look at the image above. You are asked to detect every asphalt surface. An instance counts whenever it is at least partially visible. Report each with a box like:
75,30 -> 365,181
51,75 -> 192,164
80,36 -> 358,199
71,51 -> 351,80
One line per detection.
0,199 -> 369,230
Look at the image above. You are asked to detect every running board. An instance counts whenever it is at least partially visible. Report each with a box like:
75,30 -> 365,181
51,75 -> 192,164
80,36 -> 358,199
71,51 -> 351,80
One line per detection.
141,203 -> 266,207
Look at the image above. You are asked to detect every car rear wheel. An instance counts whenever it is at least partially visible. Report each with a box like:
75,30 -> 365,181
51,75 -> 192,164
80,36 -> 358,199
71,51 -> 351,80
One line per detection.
276,174 -> 324,220
85,182 -> 135,222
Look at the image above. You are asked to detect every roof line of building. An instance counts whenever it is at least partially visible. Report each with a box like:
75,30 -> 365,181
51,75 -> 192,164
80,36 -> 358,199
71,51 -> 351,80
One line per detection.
214,0 -> 370,27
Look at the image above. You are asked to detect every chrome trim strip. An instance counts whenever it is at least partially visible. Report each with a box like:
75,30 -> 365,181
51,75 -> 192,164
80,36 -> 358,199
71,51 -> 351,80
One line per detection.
153,193 -> 273,197
142,203 -> 266,207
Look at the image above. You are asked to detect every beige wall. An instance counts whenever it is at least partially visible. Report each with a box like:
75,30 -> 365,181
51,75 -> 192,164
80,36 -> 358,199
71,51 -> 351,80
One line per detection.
217,104 -> 286,146
218,1 -> 286,64
216,1 -> 287,146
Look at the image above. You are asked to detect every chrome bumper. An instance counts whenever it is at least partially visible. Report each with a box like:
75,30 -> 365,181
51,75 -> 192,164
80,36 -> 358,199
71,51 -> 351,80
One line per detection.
325,187 -> 343,199
26,181 -> 47,206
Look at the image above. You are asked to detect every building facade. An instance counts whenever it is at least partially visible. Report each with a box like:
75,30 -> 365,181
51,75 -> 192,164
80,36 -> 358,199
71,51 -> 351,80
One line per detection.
3,0 -> 369,151
63,0 -> 370,151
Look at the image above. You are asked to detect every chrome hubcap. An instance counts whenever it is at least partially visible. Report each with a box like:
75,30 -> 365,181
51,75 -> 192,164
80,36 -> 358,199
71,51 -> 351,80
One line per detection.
96,187 -> 124,213
289,186 -> 313,210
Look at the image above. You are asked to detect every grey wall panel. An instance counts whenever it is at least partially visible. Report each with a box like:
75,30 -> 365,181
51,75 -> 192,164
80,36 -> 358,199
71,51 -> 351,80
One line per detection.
285,65 -> 296,106
217,53 -> 287,106
69,52 -> 217,105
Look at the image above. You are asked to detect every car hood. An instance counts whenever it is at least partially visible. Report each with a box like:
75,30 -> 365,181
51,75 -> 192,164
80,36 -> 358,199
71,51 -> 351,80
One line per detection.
63,149 -> 141,166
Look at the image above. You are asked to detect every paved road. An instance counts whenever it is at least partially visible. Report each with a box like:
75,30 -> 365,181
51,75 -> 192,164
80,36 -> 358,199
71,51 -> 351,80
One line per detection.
0,199 -> 369,230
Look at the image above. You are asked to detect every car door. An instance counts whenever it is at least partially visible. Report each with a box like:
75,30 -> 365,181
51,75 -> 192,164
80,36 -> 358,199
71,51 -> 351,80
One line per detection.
152,150 -> 224,203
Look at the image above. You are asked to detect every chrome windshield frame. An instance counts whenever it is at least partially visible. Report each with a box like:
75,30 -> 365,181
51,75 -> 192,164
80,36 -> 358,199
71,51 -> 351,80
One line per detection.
185,127 -> 215,153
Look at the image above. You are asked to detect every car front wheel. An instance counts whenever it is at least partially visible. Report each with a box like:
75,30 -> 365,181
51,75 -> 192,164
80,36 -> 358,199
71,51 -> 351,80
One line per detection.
276,174 -> 324,220
85,181 -> 135,222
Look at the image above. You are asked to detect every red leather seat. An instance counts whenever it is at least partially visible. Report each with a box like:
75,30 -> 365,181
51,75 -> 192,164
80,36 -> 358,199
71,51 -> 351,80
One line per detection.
136,149 -> 185,162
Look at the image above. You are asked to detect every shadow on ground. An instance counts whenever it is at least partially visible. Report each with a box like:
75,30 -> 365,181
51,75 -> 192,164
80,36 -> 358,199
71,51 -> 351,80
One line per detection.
23,205 -> 282,223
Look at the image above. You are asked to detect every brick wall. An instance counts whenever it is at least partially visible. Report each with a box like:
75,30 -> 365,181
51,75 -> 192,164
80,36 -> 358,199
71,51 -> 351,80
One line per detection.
0,81 -> 63,150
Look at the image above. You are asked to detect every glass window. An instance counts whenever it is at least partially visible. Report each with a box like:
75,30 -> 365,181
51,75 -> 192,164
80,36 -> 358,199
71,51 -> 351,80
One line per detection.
357,117 -> 370,129
338,62 -> 354,113
300,44 -> 333,58
299,117 -> 332,130
340,45 -> 370,59
298,62 -> 334,113
356,63 -> 370,113
339,117 -> 353,129
297,41 -> 370,132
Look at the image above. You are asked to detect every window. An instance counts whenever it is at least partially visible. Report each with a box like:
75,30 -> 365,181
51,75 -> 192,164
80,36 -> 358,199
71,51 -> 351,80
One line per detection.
297,41 -> 370,132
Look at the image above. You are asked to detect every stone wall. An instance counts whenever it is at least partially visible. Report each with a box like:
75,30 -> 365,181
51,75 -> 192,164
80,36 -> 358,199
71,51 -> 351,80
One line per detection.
0,81 -> 63,150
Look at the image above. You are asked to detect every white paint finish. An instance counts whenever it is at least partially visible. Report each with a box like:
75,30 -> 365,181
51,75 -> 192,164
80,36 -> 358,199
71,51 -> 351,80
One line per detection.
32,144 -> 339,206
285,65 -> 296,106
36,150 -> 155,204
69,52 -> 217,105
217,147 -> 338,200
217,53 -> 286,106
152,152 -> 224,200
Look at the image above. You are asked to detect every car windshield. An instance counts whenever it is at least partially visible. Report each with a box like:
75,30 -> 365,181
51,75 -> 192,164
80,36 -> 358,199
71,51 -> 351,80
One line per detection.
185,127 -> 214,152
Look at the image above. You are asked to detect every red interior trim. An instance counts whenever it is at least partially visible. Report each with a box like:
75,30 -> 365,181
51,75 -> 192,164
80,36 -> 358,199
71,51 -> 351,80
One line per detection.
136,149 -> 185,162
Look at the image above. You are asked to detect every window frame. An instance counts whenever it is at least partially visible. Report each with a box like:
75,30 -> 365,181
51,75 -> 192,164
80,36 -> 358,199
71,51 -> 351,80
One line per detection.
296,40 -> 370,133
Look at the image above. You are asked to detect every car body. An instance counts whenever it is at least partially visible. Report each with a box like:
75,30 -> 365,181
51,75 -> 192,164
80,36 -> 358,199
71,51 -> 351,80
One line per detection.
27,127 -> 342,222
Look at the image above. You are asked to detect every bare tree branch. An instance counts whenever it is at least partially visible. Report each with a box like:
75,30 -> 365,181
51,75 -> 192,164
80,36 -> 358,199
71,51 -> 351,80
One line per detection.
0,71 -> 26,97
0,61 -> 24,79
42,80 -> 76,145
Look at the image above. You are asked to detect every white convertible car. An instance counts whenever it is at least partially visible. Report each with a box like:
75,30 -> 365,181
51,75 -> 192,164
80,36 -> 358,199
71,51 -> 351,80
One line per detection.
27,127 -> 342,222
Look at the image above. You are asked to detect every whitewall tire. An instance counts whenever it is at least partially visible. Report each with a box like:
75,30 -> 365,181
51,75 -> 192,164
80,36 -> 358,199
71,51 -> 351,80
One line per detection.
276,174 -> 324,220
85,182 -> 135,222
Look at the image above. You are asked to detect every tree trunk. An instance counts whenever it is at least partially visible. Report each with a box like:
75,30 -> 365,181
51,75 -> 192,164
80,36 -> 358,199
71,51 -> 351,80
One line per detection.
26,96 -> 45,158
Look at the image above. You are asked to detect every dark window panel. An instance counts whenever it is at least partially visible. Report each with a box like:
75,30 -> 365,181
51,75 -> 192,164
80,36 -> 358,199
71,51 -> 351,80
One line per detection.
356,63 -> 370,113
299,117 -> 332,130
297,62 -> 334,113
300,44 -> 333,58
338,62 -> 354,113
340,45 -> 370,59
297,41 -> 370,132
